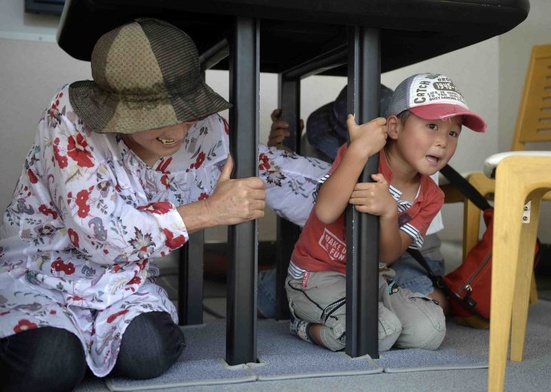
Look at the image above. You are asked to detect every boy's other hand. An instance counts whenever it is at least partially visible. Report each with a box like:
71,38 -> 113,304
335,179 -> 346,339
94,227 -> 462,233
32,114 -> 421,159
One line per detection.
349,173 -> 396,218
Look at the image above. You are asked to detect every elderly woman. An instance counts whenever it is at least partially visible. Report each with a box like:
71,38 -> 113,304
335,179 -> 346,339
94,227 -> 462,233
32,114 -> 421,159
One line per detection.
0,18 -> 329,392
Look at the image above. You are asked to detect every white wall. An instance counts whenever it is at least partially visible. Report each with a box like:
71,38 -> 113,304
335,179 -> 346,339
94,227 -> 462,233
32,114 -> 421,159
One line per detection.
1,0 -> 550,243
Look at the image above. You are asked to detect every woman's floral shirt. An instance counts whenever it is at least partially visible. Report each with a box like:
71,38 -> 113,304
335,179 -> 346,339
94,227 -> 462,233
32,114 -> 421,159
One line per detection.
0,85 -> 330,376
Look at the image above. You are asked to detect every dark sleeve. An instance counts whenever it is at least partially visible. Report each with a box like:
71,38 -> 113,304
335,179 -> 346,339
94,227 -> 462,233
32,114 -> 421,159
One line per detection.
306,84 -> 394,161
334,84 -> 394,131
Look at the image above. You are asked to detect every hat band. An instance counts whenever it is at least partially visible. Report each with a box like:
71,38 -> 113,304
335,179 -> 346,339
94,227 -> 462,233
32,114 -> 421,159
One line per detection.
97,73 -> 202,102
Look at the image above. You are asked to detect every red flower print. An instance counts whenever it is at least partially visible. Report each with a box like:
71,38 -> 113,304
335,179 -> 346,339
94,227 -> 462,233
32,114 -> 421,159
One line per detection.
68,228 -> 80,248
51,258 -> 75,275
193,151 -> 206,169
106,309 -> 129,324
157,157 -> 172,173
27,168 -> 38,184
137,202 -> 172,215
161,174 -> 170,189
75,189 -> 91,218
258,153 -> 271,171
51,91 -> 63,111
198,192 -> 209,200
77,203 -> 90,217
14,319 -> 38,333
67,134 -> 94,168
53,138 -> 68,169
126,276 -> 142,286
39,204 -> 58,219
163,228 -> 185,250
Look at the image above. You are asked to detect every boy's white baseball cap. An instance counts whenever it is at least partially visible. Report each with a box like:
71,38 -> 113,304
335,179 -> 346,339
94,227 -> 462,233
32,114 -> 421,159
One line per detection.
386,73 -> 486,132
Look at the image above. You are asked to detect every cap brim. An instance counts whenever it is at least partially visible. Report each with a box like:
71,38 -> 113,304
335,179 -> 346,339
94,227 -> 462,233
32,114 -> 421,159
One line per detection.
410,103 -> 486,133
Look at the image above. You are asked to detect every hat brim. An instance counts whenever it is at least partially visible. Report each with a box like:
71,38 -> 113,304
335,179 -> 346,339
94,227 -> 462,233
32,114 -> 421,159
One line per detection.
69,80 -> 232,134
410,104 -> 486,133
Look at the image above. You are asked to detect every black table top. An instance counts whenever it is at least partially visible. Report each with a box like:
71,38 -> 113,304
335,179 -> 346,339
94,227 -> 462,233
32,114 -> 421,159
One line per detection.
57,0 -> 530,75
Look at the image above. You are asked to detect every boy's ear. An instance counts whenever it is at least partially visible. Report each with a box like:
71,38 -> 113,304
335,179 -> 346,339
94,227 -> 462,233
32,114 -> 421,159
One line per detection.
386,115 -> 400,140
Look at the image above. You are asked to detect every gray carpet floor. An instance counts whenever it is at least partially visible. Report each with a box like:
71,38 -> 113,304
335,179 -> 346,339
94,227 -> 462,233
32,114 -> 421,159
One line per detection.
74,241 -> 551,391
76,298 -> 551,392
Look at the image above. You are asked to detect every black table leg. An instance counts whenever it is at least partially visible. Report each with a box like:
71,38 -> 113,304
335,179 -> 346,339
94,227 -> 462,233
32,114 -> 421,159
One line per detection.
226,15 -> 260,366
177,231 -> 205,326
274,74 -> 302,320
345,26 -> 381,359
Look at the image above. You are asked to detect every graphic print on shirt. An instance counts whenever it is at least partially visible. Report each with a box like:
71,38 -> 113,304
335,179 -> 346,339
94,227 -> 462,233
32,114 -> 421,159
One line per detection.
318,228 -> 346,263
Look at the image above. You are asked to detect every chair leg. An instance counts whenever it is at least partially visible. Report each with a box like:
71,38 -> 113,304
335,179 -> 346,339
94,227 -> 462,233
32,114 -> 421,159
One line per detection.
489,172 -> 525,392
463,172 -> 494,257
463,197 -> 481,258
510,197 -> 542,361
529,274 -> 538,305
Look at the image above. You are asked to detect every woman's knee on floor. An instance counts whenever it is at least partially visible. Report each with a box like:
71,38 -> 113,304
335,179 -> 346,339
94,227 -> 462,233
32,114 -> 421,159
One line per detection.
0,327 -> 86,392
113,311 -> 186,379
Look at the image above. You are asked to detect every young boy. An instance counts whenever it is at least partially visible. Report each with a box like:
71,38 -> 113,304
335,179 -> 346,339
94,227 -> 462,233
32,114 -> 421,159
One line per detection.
285,73 -> 486,352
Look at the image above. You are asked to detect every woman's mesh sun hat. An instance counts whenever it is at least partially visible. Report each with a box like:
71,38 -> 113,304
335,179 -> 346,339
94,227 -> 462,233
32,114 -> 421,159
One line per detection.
69,17 -> 232,134
386,73 -> 486,132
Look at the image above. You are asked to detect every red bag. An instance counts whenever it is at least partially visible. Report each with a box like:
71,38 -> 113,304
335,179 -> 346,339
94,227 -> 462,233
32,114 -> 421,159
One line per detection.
409,165 -> 542,329
442,209 -> 495,328
412,208 -> 540,329
442,208 -> 541,329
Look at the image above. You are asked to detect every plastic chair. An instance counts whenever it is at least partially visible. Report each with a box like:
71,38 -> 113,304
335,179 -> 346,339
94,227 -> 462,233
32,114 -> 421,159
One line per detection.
486,152 -> 551,392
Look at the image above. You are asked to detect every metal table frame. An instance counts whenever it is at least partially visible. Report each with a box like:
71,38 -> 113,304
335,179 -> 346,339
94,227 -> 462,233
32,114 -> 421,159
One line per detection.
57,0 -> 530,366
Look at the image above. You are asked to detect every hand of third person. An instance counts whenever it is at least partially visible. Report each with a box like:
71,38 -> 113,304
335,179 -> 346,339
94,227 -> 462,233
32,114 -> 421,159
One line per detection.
267,109 -> 303,152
